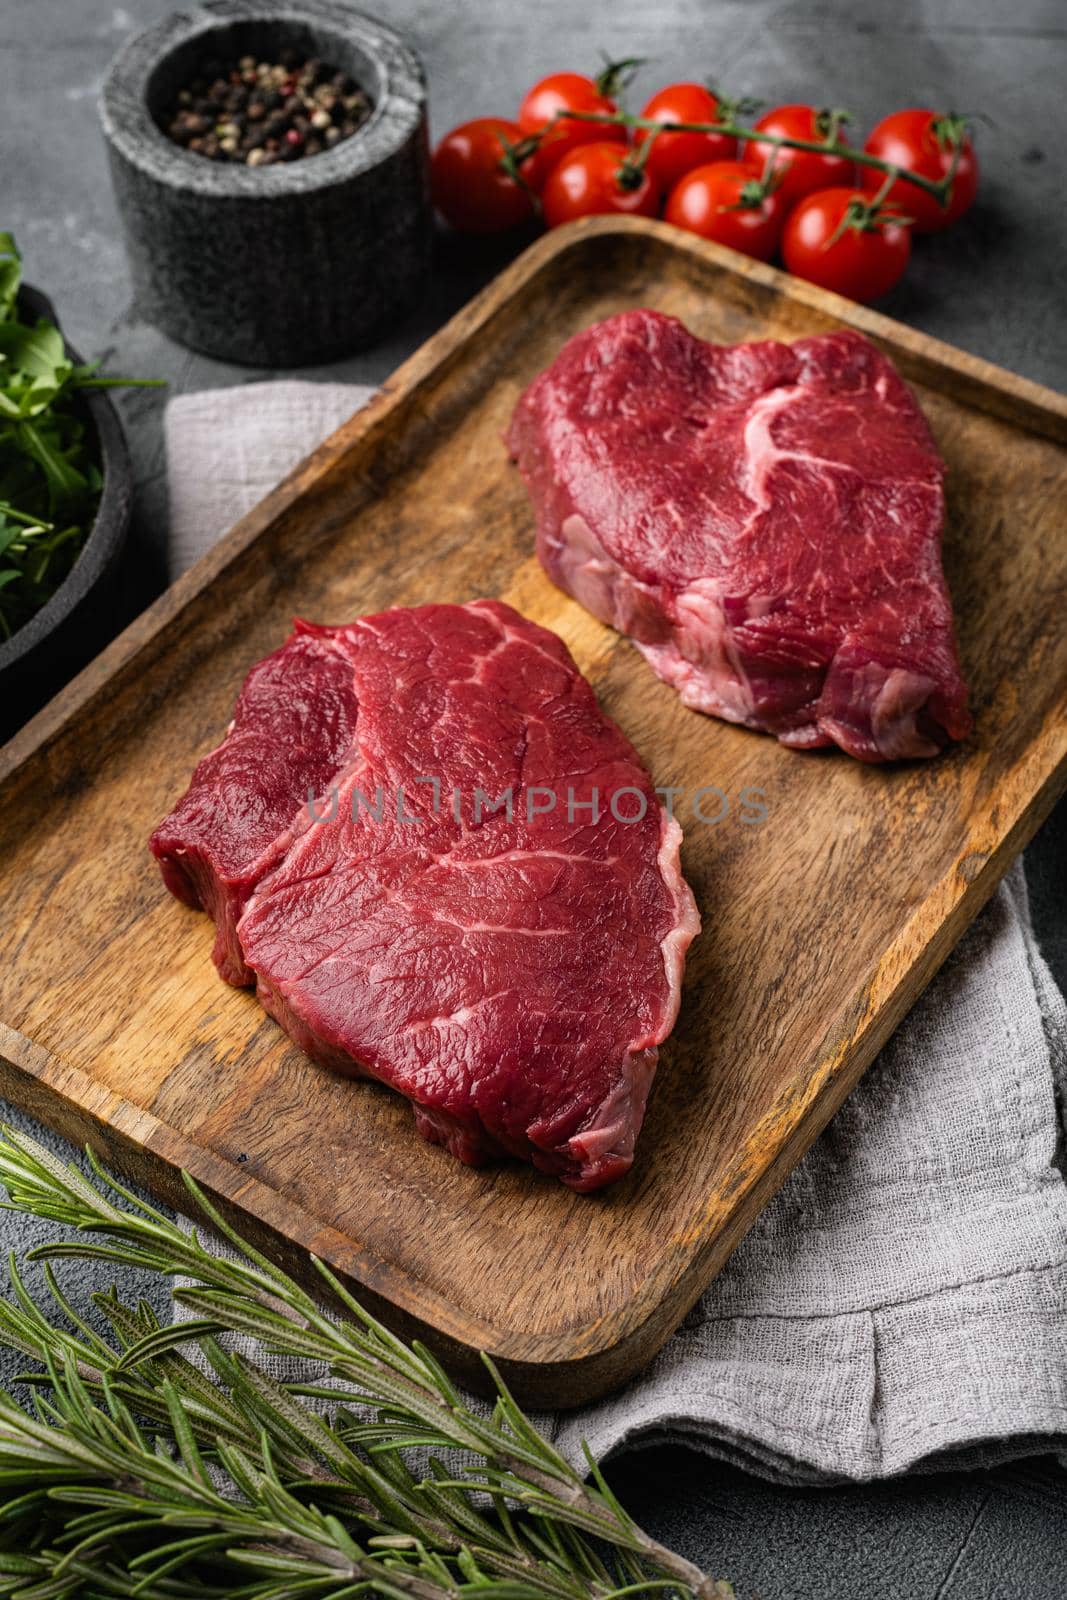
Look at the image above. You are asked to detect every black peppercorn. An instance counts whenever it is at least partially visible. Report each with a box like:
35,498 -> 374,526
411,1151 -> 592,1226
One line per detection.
162,49 -> 373,165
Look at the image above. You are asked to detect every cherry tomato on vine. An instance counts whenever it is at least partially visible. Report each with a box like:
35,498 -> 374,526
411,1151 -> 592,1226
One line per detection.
541,142 -> 659,228
430,118 -> 534,233
781,188 -> 911,302
860,109 -> 978,232
743,104 -> 855,208
664,161 -> 785,261
517,71 -> 627,190
635,83 -> 736,193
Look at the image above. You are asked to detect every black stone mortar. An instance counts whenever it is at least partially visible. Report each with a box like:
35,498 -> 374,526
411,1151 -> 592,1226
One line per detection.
100,0 -> 430,366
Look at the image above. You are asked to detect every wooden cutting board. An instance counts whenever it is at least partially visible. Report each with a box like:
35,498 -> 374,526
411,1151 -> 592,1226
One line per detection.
1,218 -> 1065,1407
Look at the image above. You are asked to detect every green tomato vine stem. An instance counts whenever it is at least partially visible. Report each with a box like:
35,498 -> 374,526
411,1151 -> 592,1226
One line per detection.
552,108 -> 961,208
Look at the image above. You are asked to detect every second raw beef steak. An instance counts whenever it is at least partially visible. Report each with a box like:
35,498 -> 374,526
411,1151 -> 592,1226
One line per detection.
508,311 -> 971,762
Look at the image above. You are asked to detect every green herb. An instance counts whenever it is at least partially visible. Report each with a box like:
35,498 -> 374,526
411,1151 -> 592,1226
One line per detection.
0,1127 -> 734,1599
0,233 -> 160,642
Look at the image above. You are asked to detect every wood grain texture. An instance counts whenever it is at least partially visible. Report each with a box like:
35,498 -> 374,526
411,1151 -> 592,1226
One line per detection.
1,217 -> 1065,1407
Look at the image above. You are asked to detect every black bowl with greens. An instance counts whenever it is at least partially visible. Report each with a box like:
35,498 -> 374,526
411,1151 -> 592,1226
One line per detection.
0,256 -> 134,744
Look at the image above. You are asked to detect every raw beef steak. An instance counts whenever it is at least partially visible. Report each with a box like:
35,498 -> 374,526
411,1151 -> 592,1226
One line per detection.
149,624 -> 360,985
507,310 -> 971,762
152,600 -> 699,1190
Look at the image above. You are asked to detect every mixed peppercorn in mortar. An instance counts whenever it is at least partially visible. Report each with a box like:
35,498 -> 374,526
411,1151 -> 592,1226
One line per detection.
162,47 -> 373,165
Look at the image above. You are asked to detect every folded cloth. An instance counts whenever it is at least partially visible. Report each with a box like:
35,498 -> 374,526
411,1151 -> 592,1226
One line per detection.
164,381 -> 1067,1485
165,380 -> 375,581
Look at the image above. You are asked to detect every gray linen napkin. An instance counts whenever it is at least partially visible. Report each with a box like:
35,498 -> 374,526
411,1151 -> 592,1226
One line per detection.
166,381 -> 376,581
164,381 -> 1067,1485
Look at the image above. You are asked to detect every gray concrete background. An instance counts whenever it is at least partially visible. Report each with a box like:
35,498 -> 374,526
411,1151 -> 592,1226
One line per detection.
3,1 -> 1067,1595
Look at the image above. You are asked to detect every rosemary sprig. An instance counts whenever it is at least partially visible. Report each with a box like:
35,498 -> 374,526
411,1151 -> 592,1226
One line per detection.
0,1128 -> 733,1599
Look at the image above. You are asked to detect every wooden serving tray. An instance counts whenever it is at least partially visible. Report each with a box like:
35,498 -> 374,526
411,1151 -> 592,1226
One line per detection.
2,219 -> 1065,1407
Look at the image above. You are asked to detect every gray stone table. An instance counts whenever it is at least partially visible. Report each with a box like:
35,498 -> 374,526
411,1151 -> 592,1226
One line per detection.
4,1 -> 1067,1595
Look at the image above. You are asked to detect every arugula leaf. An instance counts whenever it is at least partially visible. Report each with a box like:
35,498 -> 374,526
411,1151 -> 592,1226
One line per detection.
0,317 -> 69,381
0,232 -> 20,321
16,420 -> 89,507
